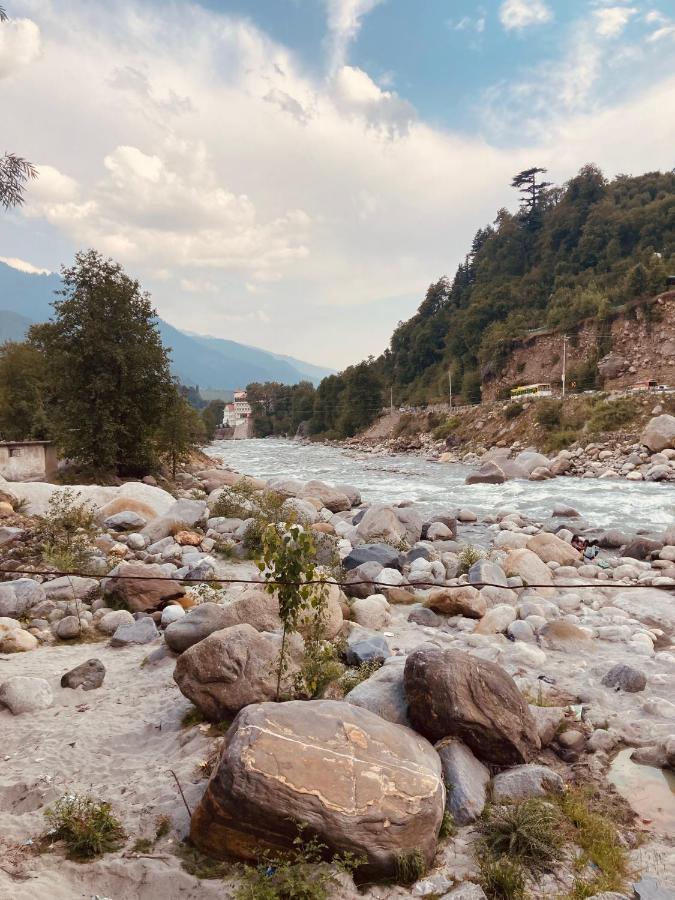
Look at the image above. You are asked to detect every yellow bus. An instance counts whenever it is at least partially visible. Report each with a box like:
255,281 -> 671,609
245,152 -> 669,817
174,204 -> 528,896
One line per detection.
510,383 -> 553,400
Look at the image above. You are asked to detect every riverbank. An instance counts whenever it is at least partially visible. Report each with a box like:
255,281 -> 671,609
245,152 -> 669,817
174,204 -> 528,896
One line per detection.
337,400 -> 675,485
1,449 -> 673,898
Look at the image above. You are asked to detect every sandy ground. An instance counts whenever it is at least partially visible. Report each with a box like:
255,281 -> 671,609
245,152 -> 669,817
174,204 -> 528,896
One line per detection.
0,638 -> 236,900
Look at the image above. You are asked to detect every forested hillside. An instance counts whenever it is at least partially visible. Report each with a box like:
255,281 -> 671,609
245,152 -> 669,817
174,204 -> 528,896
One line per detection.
249,165 -> 675,439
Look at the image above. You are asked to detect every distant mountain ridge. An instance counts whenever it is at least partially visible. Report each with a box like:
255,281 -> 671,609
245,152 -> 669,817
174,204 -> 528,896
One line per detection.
0,262 -> 333,389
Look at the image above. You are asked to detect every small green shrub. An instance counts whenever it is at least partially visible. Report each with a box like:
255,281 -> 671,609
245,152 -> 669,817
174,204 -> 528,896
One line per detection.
393,848 -> 426,885
479,856 -> 527,900
543,429 -> 580,453
182,705 -> 205,728
294,639 -> 345,699
178,842 -> 231,879
339,659 -> 383,695
43,794 -> 125,860
432,416 -> 460,440
535,400 -> 563,429
477,799 -> 564,872
457,544 -> 485,576
37,489 -> 99,570
236,823 -> 363,900
586,398 -> 636,432
439,810 -> 457,840
504,402 -> 524,421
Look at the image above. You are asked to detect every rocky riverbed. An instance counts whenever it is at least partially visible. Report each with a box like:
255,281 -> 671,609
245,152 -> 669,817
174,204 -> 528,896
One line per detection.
0,457 -> 674,899
345,411 -> 675,486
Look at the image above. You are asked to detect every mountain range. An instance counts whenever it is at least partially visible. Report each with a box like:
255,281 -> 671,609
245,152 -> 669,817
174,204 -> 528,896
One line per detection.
0,262 -> 333,389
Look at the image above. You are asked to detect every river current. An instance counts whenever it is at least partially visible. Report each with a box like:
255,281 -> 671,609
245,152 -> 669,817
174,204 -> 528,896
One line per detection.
206,439 -> 675,533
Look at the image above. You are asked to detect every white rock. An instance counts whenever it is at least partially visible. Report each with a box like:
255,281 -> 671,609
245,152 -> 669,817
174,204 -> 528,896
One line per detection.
0,676 -> 53,714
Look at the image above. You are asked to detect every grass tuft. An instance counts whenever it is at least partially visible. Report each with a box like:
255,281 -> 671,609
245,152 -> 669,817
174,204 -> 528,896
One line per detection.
393,848 -> 426,885
43,794 -> 125,861
479,856 -> 527,900
476,799 -> 564,873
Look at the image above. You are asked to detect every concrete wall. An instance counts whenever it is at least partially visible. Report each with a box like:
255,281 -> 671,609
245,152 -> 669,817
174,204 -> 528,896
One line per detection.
0,442 -> 58,481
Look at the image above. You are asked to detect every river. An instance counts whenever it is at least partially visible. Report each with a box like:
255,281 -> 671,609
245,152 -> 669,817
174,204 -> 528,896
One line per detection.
205,439 -> 675,532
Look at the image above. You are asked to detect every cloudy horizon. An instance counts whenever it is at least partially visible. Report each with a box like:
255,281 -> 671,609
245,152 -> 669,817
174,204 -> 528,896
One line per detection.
2,0 -> 674,369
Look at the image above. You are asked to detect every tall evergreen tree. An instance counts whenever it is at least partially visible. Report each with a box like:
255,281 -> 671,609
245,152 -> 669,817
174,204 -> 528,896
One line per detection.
30,250 -> 174,476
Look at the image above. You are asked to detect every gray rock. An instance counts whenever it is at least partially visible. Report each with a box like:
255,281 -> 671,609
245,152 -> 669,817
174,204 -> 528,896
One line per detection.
55,615 -> 82,640
622,538 -> 663,560
104,510 -> 148,530
0,580 -> 46,619
43,576 -> 98,602
174,624 -> 301,720
343,561 -> 384,598
491,764 -> 564,802
468,559 -> 508,588
0,676 -> 53,714
528,705 -> 565,747
465,462 -> 506,485
441,885 -> 487,900
141,498 -> 207,542
633,875 -> 674,900
0,526 -> 23,545
61,658 -> 105,691
343,543 -> 402,571
345,659 -> 410,727
412,874 -> 452,896
97,609 -> 135,635
437,739 -> 489,825
110,616 -> 159,646
601,663 -> 647,693
408,607 -> 443,628
344,633 -> 391,666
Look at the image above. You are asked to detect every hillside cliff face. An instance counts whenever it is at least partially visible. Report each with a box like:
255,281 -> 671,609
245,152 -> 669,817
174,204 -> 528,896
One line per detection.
483,292 -> 675,400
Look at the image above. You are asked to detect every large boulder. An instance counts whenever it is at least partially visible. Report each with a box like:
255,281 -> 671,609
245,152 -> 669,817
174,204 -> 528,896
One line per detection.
174,624 -> 302,720
141,499 -> 208,543
465,462 -> 505,485
102,561 -> 185,612
404,648 -> 540,765
597,352 -> 628,380
503,548 -> 554,595
356,506 -> 407,546
426,586 -> 486,619
526,533 -> 579,566
611,587 -> 675,633
436,739 -> 490,825
468,560 -> 508,588
343,561 -> 384,598
43,576 -> 98,602
514,451 -> 551,475
0,579 -> 46,619
641,415 -> 675,452
164,602 -> 232,652
299,480 -> 351,513
189,700 -> 444,879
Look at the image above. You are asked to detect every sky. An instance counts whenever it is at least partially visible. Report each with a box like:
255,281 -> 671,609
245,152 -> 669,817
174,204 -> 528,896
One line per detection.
1,0 -> 674,369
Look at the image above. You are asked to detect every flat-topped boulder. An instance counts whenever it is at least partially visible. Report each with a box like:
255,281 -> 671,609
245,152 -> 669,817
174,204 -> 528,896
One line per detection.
189,699 -> 444,878
102,561 -> 185,612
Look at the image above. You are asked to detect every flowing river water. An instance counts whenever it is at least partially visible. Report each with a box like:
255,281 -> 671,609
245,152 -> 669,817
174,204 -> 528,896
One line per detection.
206,439 -> 675,533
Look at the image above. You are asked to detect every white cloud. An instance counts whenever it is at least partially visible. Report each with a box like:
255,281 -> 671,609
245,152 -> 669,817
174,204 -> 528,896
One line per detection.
499,0 -> 552,31
594,6 -> 637,37
648,23 -> 675,41
2,0 -> 675,368
0,16 -> 40,78
449,13 -> 486,34
325,0 -> 384,70
0,255 -> 51,275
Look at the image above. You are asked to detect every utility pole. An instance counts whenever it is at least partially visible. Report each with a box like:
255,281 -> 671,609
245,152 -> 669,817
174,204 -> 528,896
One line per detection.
390,385 -> 394,415
448,370 -> 452,409
562,335 -> 568,398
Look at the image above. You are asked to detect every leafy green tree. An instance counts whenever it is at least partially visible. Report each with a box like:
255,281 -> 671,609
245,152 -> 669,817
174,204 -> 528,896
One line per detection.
201,399 -> 225,440
30,250 -> 174,476
0,341 -> 50,440
625,263 -> 648,298
156,386 -> 205,479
